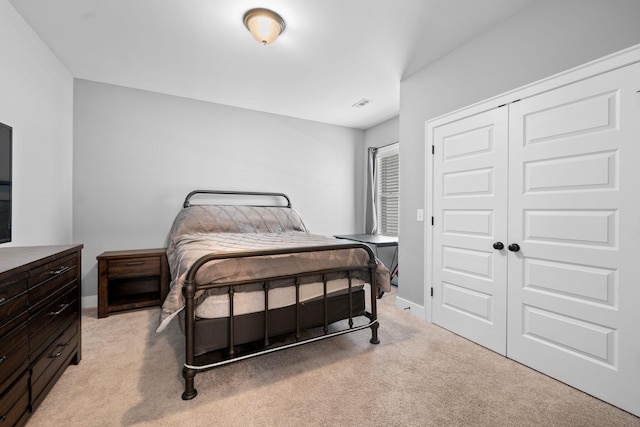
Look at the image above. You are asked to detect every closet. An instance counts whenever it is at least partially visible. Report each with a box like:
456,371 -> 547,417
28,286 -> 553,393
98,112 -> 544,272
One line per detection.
426,48 -> 640,416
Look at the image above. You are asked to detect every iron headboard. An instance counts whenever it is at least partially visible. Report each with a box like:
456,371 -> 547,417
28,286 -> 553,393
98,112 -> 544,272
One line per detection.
182,190 -> 292,209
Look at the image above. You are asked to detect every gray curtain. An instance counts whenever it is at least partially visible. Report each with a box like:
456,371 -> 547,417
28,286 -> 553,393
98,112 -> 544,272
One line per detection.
365,147 -> 378,235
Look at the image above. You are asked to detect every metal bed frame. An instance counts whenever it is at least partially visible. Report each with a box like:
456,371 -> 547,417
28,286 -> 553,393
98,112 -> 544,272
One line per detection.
178,191 -> 380,400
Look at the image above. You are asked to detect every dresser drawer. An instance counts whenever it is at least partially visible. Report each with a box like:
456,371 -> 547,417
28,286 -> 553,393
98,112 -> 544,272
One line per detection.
108,256 -> 160,279
28,286 -> 78,360
0,294 -> 27,333
31,323 -> 78,411
0,273 -> 28,328
0,322 -> 28,389
28,252 -> 78,287
0,371 -> 29,427
31,321 -> 77,384
28,254 -> 78,311
0,311 -> 28,344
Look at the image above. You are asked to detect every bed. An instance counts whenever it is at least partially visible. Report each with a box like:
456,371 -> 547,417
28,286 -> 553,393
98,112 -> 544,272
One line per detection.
157,190 -> 391,400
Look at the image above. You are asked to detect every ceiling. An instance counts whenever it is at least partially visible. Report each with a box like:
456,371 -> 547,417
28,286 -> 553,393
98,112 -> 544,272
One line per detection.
9,0 -> 538,130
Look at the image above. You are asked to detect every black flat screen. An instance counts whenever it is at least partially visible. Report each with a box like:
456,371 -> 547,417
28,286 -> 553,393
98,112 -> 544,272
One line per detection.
0,122 -> 12,243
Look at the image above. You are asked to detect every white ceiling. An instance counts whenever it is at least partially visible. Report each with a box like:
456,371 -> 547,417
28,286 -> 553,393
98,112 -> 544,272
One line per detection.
9,0 -> 538,130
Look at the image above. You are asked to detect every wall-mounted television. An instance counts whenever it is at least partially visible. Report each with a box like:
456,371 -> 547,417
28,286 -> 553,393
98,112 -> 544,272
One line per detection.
0,122 -> 12,244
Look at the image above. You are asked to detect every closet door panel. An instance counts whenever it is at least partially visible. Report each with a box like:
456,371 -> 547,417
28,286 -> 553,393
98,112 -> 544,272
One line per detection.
507,61 -> 640,416
432,107 -> 509,355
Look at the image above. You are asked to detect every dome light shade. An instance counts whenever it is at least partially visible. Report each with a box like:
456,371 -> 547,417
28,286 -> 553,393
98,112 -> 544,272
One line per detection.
243,8 -> 285,45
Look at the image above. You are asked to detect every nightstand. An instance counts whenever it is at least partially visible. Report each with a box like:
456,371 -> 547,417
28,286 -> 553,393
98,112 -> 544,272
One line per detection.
97,248 -> 169,318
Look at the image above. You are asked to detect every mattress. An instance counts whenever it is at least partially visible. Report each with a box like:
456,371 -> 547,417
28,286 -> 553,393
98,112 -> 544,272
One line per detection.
157,204 -> 391,332
195,278 -> 365,319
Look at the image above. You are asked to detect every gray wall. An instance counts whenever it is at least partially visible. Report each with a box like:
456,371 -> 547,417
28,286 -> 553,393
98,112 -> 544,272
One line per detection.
398,0 -> 640,310
364,116 -> 399,152
73,80 -> 365,298
0,0 -> 73,247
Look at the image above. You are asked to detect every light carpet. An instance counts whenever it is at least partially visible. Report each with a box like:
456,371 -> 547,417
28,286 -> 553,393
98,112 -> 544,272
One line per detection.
26,289 -> 640,426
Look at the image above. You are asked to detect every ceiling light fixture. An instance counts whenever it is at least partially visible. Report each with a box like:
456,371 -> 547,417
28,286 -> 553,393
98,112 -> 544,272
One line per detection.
243,8 -> 285,45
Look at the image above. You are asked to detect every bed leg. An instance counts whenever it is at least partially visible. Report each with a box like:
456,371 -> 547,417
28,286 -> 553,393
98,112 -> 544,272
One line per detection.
182,366 -> 198,400
182,280 -> 198,400
370,321 -> 380,344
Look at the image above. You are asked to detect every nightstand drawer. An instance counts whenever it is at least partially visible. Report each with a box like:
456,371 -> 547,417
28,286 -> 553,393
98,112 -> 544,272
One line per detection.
108,257 -> 160,279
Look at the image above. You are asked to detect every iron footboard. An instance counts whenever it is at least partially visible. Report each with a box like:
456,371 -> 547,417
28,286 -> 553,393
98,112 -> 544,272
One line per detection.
180,243 -> 380,400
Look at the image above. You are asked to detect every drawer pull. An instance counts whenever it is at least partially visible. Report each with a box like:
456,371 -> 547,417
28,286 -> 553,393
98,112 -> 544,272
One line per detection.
50,343 -> 70,359
0,297 -> 5,306
50,303 -> 71,316
125,261 -> 146,266
48,266 -> 70,275
0,355 -> 6,364
1,415 -> 6,423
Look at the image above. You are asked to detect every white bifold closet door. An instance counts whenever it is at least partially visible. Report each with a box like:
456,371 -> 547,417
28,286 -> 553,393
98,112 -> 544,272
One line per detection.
506,62 -> 640,415
432,107 -> 509,355
431,61 -> 640,416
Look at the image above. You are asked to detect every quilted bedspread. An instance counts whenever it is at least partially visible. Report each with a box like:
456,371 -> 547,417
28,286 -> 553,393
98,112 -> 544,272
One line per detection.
156,205 -> 390,332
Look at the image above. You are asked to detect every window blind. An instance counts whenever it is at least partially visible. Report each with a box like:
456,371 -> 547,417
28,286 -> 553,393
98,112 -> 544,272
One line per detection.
377,150 -> 399,236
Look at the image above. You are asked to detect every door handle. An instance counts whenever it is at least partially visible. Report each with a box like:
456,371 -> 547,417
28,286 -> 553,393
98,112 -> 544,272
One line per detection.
492,242 -> 504,250
508,243 -> 521,252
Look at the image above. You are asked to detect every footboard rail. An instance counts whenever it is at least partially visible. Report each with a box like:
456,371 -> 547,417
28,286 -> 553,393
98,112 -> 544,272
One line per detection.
181,243 -> 379,400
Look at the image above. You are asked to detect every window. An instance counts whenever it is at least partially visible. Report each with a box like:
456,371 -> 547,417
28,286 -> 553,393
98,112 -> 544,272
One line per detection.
376,143 -> 399,236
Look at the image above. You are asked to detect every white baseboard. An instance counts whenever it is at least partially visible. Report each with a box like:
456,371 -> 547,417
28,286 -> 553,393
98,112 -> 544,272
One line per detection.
395,296 -> 426,321
82,295 -> 98,309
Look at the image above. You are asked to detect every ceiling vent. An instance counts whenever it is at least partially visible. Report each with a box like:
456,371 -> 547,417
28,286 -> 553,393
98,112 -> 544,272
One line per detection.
352,98 -> 373,108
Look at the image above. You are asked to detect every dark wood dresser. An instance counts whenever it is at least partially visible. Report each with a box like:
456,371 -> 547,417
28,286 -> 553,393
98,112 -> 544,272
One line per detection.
0,245 -> 82,427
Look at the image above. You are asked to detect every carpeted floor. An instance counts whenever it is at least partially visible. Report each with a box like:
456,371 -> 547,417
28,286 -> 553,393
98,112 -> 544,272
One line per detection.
26,289 -> 640,427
